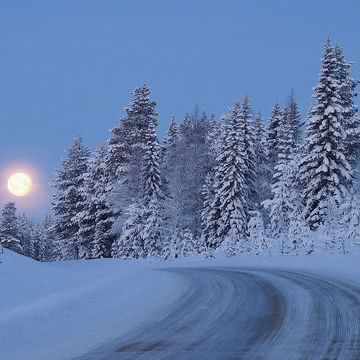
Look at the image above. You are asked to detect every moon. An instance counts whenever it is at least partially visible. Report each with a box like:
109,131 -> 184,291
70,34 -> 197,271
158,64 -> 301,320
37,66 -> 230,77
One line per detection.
7,173 -> 32,197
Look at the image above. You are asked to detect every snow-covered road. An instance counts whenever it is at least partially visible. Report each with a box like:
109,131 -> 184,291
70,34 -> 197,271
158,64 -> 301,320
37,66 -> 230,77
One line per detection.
78,267 -> 360,360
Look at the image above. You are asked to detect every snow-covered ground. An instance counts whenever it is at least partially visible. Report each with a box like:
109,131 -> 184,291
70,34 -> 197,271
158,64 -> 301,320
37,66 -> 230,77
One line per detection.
1,248 -> 360,360
0,250 -> 186,360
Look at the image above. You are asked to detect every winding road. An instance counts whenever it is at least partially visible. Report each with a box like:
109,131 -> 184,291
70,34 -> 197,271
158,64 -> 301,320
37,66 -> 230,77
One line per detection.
76,267 -> 360,360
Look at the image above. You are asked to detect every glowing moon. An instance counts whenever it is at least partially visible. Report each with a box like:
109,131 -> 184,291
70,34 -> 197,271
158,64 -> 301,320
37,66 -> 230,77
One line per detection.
7,173 -> 32,197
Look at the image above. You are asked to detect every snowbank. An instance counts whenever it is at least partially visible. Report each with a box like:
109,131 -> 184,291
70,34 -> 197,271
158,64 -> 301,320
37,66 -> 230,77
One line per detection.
0,249 -> 186,360
158,251 -> 360,286
1,248 -> 360,360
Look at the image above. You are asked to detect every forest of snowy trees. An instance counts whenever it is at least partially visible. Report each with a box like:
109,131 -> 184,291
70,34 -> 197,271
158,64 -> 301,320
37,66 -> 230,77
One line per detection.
1,40 -> 360,261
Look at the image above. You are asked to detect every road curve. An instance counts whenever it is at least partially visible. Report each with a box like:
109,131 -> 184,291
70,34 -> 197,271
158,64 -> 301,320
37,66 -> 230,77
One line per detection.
76,267 -> 360,360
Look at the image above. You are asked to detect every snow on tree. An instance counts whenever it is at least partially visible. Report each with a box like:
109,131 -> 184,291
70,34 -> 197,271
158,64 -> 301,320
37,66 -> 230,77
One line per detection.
161,117 -> 184,241
286,92 -> 302,146
334,44 -> 360,184
205,102 -> 248,252
240,96 -> 257,211
52,136 -> 90,259
0,202 -> 22,254
142,122 -> 162,204
201,115 -> 221,248
75,144 -> 115,259
179,228 -> 196,256
201,173 -> 215,246
141,196 -> 162,257
112,202 -> 145,259
109,85 -> 158,207
163,226 -> 182,260
263,107 -> 302,254
300,40 -> 352,231
288,205 -> 310,255
112,112 -> 163,259
17,213 -> 33,257
267,102 -> 283,172
140,120 -> 163,257
346,190 -> 360,248
75,156 -> 97,259
207,113 -> 221,162
30,224 -> 47,261
253,113 -> 272,207
89,144 -> 115,259
317,198 -> 347,255
248,210 -> 269,255
177,111 -> 209,237
41,215 -> 58,261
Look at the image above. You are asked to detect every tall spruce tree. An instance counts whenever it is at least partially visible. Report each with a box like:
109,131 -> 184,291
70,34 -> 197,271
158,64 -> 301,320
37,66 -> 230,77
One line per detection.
240,96 -> 257,211
91,144 -> 116,258
75,164 -> 97,259
205,102 -> 248,252
334,45 -> 360,182
141,121 -> 163,257
52,136 -> 90,259
264,108 -> 301,253
112,108 -> 163,259
286,93 -> 302,146
267,102 -> 283,171
161,117 -> 183,247
253,113 -> 272,207
177,112 -> 209,238
109,85 -> 158,235
300,40 -> 352,230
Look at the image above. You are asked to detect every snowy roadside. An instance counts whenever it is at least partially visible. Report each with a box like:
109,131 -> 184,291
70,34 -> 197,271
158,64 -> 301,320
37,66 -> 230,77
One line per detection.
1,249 -> 360,360
0,250 -> 186,360
158,251 -> 360,286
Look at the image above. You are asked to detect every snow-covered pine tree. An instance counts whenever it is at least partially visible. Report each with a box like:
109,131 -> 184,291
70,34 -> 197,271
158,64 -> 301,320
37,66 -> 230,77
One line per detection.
161,117 -> 183,240
17,213 -> 33,257
161,116 -> 179,190
206,102 -> 248,252
300,40 -> 352,230
253,113 -> 272,208
30,224 -> 47,261
75,152 -> 98,259
142,122 -> 162,205
334,44 -> 360,181
240,96 -> 257,212
346,190 -> 360,248
92,144 -> 116,259
42,215 -> 58,261
112,202 -> 145,259
0,202 -> 22,254
286,92 -> 302,146
201,173 -> 216,247
179,228 -> 196,257
52,136 -> 90,259
267,102 -> 283,172
201,115 -> 221,248
109,85 -> 158,211
263,106 -> 300,254
288,206 -> 310,255
141,120 -> 163,257
248,210 -> 268,255
206,113 -> 221,166
141,196 -> 162,257
177,111 -> 209,238
163,226 -> 182,260
112,113 -> 163,259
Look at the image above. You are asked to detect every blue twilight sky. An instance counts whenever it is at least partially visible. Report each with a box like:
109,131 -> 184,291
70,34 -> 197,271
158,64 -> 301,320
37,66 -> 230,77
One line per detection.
0,0 -> 359,218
